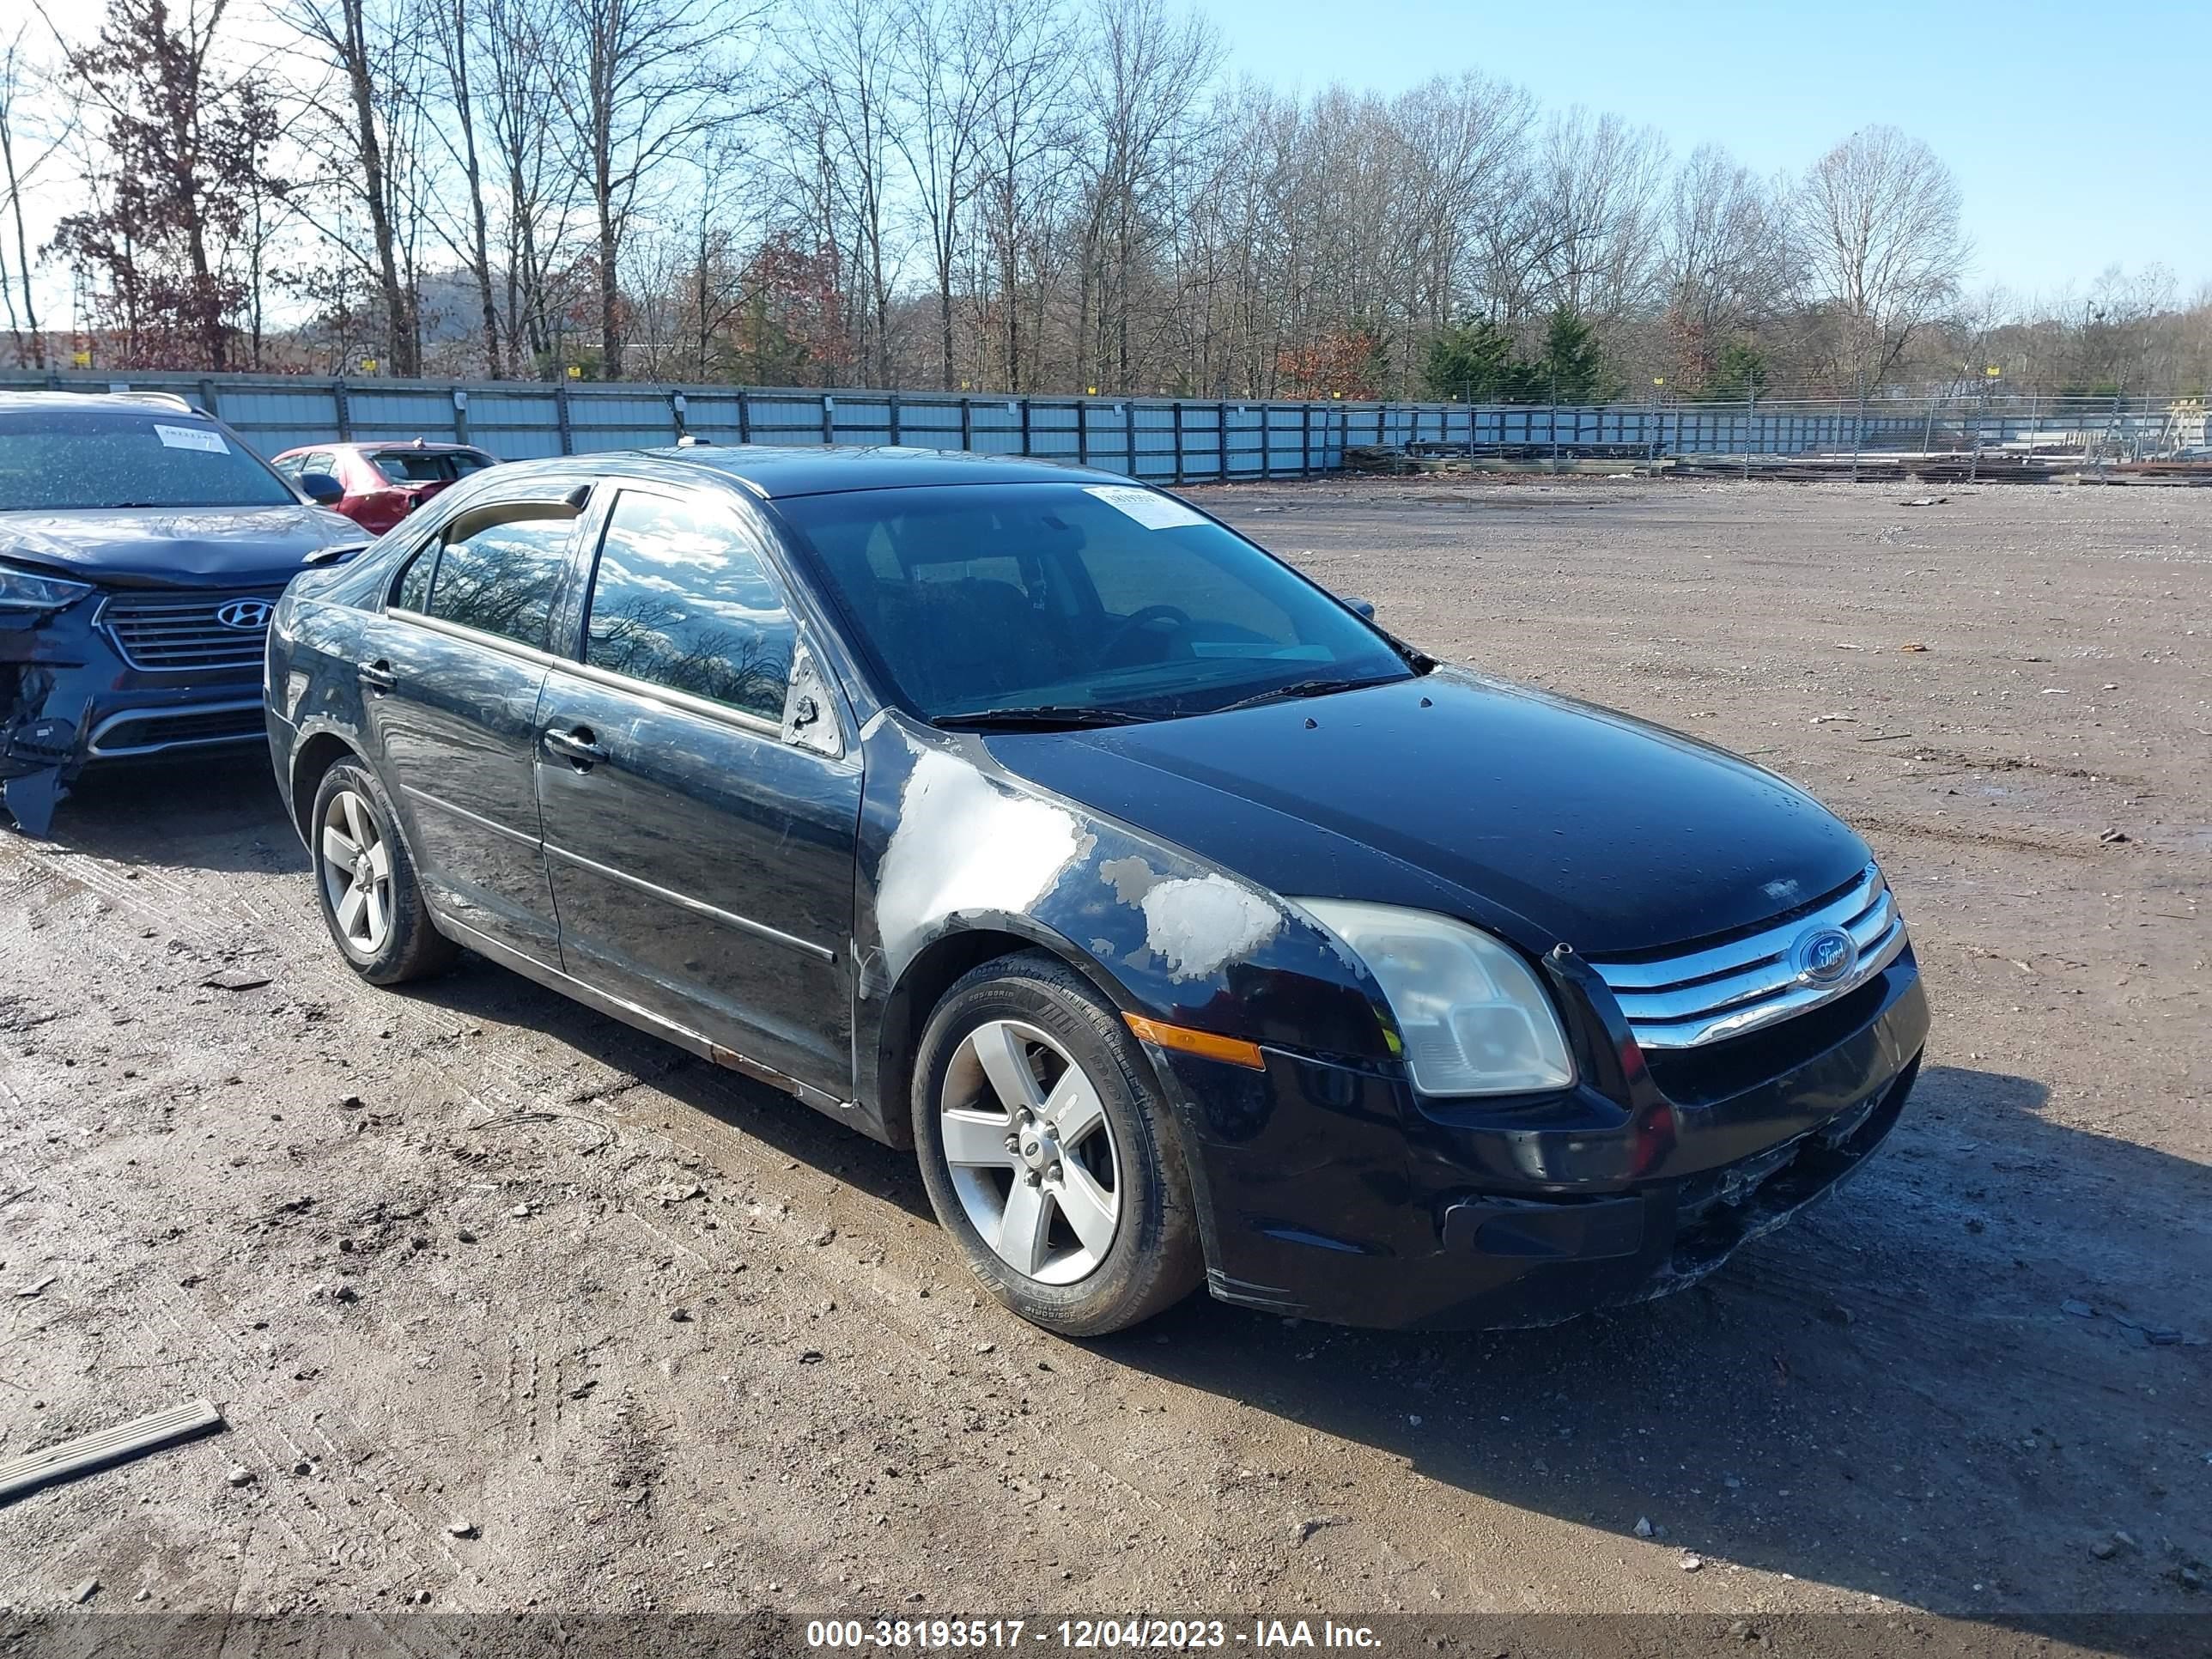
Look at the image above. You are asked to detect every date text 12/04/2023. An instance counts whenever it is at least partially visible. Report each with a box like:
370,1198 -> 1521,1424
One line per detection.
804,1620 -> 1382,1650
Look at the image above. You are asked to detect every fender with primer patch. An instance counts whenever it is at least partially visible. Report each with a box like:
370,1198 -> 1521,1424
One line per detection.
848,714 -> 1401,1140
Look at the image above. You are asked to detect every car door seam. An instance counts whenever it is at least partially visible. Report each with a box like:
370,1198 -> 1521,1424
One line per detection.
538,838 -> 837,963
396,781 -> 540,848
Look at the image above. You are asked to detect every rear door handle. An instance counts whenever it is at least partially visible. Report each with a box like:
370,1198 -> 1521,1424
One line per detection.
544,725 -> 609,769
357,659 -> 397,692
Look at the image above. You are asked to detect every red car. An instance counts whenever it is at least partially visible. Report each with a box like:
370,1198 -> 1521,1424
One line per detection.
270,439 -> 498,535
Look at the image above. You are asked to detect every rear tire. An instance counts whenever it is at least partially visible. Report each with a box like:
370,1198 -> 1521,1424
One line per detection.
913,951 -> 1202,1336
309,758 -> 458,986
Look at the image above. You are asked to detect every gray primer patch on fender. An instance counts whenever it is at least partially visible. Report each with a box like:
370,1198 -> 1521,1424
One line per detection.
876,747 -> 1094,963
1097,854 -> 1160,906
1138,873 -> 1282,982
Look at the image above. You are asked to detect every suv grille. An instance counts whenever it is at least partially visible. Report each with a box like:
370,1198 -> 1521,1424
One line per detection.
1588,863 -> 1907,1051
100,588 -> 283,672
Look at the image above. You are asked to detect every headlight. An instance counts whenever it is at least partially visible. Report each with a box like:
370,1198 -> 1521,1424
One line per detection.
0,561 -> 94,614
1294,899 -> 1575,1097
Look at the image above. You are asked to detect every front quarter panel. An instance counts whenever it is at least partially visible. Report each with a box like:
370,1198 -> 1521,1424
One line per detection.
265,559 -> 387,832
854,715 -> 1401,1122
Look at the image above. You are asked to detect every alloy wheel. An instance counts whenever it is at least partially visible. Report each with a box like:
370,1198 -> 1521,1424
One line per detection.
319,788 -> 394,957
939,1018 -> 1122,1285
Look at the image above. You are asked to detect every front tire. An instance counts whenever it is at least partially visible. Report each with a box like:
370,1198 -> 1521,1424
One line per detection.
309,758 -> 458,986
913,952 -> 1203,1336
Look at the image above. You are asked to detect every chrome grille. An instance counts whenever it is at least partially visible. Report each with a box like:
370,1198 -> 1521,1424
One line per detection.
1589,863 -> 1908,1050
100,588 -> 282,672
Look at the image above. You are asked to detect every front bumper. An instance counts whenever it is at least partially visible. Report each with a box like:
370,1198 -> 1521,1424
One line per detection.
1142,949 -> 1929,1330
2,598 -> 270,833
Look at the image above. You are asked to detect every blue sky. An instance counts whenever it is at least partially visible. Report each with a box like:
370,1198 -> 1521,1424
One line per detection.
1194,0 -> 2212,301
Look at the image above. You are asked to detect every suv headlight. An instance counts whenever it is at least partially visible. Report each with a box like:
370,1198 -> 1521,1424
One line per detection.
1294,899 -> 1575,1097
0,561 -> 94,614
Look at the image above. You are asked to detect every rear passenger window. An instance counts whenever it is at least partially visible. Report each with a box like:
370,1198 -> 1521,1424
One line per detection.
584,491 -> 795,721
392,545 -> 434,611
425,503 -> 577,649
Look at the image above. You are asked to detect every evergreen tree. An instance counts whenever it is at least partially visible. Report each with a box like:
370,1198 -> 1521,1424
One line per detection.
1707,338 -> 1771,399
1423,318 -> 1516,402
1534,307 -> 1611,403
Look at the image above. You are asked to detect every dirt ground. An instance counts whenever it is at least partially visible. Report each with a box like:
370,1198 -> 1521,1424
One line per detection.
1,478 -> 2206,1650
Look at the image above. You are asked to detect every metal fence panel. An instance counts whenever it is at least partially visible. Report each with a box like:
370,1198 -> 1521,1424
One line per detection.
4,371 -> 2192,479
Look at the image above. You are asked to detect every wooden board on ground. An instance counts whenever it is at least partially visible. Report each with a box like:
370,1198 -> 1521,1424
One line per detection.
0,1398 -> 225,1501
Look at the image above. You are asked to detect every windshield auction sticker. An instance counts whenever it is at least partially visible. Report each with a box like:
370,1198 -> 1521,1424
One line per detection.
1083,484 -> 1206,530
154,424 -> 229,453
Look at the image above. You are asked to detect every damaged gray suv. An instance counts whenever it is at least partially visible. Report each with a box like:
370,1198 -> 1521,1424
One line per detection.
0,391 -> 367,835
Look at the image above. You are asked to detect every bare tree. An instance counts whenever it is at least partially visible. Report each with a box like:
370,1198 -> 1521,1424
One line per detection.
890,0 -> 994,389
2067,264 -> 2177,397
476,0 -> 574,374
283,0 -> 426,374
0,26 -> 66,366
1395,74 -> 1534,337
422,0 -> 500,375
547,0 -> 753,380
626,140 -> 760,380
968,0 -> 1070,392
1522,107 -> 1668,326
1796,125 -> 1969,393
1657,144 -> 1797,387
1074,0 -> 1218,392
777,0 -> 902,383
21,0 -> 2194,405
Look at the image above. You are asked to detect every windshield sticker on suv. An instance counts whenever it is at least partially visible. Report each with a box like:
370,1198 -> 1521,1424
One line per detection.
155,424 -> 228,454
1083,484 -> 1206,531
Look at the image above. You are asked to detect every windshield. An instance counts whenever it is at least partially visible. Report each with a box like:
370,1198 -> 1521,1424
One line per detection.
776,481 -> 1412,722
0,408 -> 297,511
372,449 -> 493,483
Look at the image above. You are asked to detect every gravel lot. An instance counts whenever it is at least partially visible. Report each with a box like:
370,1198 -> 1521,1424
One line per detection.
1,477 -> 2206,1650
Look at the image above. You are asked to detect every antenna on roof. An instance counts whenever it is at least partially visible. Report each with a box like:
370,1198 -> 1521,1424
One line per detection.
676,433 -> 712,447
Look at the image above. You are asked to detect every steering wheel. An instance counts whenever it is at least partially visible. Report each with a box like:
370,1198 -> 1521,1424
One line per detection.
1097,604 -> 1194,667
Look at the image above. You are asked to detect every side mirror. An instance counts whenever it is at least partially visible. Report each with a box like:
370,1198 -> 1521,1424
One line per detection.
1342,594 -> 1376,621
298,471 -> 344,507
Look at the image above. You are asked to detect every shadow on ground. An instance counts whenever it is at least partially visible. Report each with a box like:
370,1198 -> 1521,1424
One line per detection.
42,752 -> 307,878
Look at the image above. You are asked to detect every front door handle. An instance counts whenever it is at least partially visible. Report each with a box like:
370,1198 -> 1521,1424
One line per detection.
544,725 -> 609,769
358,659 -> 397,692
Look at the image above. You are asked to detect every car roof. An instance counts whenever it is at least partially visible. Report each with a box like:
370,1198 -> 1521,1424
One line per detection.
611,444 -> 1123,501
0,390 -> 210,416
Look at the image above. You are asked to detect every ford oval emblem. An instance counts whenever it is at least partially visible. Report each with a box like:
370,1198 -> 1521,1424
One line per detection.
215,599 -> 273,630
1792,925 -> 1858,988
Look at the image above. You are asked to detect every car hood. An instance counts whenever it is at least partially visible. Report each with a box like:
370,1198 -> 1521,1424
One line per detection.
0,503 -> 367,588
985,667 -> 1874,957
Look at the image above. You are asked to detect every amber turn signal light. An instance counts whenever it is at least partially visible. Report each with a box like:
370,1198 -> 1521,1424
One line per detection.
1123,1014 -> 1267,1071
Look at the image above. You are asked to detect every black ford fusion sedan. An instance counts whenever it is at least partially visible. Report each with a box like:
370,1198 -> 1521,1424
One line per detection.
264,446 -> 1927,1335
